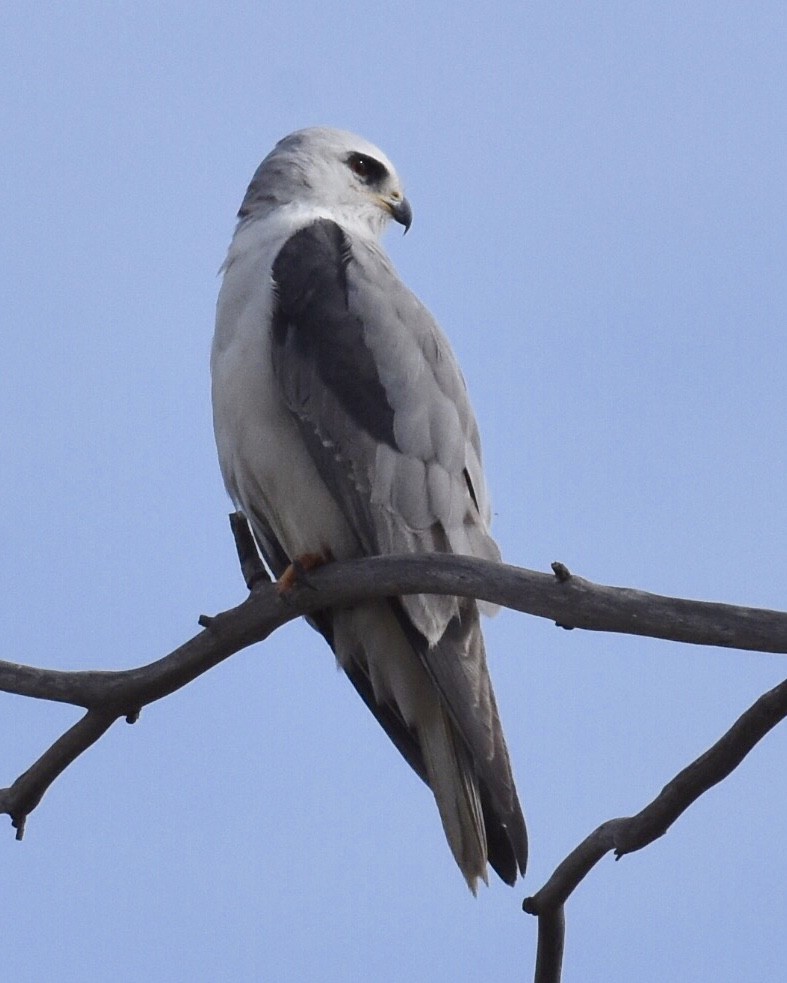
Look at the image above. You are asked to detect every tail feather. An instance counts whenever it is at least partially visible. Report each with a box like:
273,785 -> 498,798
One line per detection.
419,705 -> 488,893
323,599 -> 527,890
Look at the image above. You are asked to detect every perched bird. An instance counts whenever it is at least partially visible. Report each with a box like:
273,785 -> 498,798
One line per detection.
211,127 -> 526,890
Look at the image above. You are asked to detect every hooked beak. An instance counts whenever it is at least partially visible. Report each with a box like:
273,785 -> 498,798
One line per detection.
387,195 -> 413,233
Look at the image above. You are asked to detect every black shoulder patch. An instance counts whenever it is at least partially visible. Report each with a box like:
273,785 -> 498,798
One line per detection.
271,219 -> 396,448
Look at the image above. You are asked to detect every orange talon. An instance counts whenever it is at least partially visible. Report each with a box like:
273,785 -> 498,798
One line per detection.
275,551 -> 331,594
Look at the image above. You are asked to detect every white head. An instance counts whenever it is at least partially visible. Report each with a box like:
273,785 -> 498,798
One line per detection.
237,127 -> 412,239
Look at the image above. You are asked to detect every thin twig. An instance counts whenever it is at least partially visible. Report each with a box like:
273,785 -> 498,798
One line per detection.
0,710 -> 115,839
522,676 -> 787,980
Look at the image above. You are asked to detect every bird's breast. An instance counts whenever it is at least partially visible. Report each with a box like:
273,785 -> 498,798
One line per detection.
211,222 -> 358,563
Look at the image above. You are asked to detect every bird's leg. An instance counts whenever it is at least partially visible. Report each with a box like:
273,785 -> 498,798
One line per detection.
276,550 -> 333,594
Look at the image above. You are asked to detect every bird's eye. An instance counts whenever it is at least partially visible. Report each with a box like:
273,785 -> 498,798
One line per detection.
346,153 -> 388,185
350,155 -> 370,178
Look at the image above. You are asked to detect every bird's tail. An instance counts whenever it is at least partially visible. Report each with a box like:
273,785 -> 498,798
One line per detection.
418,706 -> 489,893
332,600 -> 497,890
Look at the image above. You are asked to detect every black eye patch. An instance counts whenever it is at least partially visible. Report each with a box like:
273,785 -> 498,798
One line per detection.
346,152 -> 388,185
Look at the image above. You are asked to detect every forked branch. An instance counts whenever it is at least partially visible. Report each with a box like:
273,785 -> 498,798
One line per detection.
522,675 -> 787,982
1,515 -> 786,983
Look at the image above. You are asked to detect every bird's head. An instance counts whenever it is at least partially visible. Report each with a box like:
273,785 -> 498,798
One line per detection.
237,127 -> 412,238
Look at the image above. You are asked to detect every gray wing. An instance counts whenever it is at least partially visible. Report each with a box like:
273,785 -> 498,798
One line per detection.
270,219 -> 501,639
269,219 -> 526,882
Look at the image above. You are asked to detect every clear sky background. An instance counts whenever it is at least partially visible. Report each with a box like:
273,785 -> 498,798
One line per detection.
2,3 -> 785,981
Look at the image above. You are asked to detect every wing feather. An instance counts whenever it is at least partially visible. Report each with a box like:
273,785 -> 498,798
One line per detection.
270,219 -> 500,574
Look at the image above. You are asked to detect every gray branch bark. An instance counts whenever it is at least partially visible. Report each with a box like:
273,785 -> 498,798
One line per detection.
522,674 -> 787,982
1,517 -> 786,981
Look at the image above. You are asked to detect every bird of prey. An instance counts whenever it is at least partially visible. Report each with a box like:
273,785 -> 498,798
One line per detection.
211,127 -> 526,891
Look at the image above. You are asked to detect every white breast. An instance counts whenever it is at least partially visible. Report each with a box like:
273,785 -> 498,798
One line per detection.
211,208 -> 359,562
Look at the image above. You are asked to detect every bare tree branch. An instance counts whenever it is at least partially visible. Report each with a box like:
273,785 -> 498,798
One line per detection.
2,515 -> 787,983
533,907 -> 565,983
522,675 -> 787,982
1,544 -> 786,839
0,711 -> 116,838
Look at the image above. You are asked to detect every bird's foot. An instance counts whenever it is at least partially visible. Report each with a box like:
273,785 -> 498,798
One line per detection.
275,551 -> 332,594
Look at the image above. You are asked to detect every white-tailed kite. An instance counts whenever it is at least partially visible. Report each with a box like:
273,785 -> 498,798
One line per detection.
211,127 -> 526,890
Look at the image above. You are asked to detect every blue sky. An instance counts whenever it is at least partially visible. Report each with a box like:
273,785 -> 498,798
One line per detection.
2,2 -> 785,981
